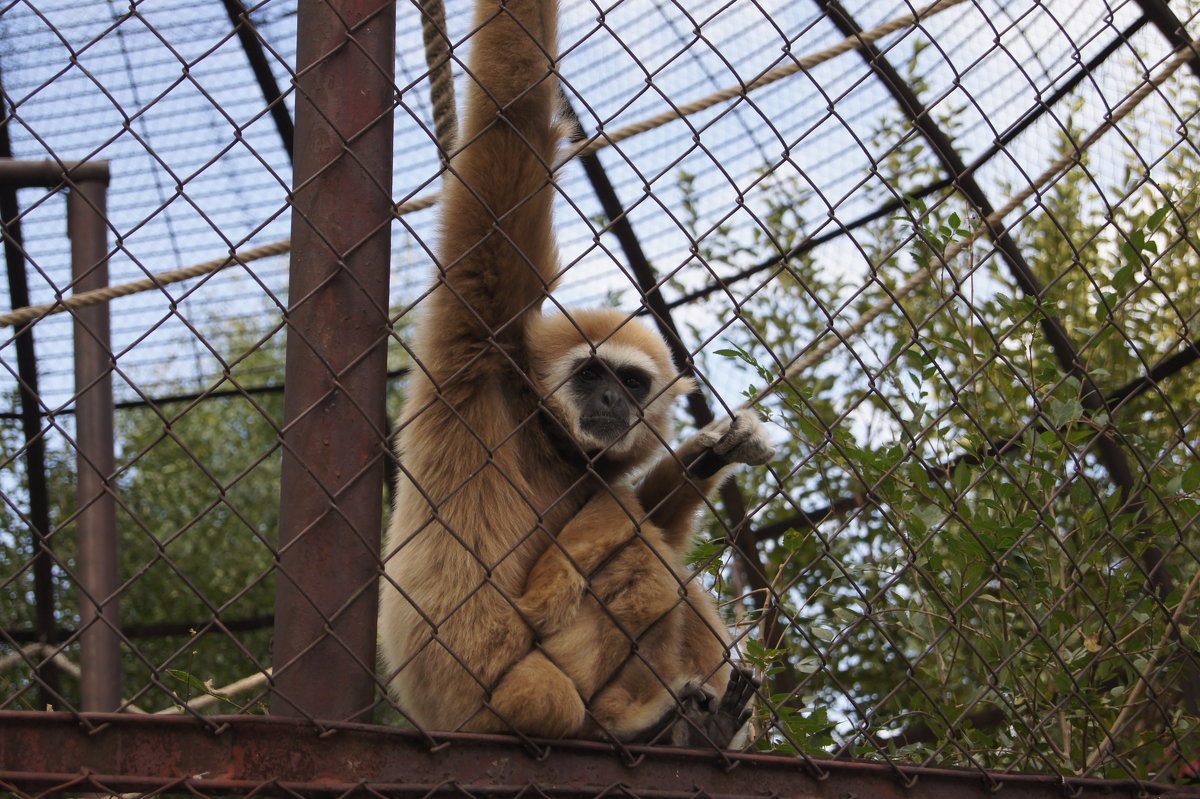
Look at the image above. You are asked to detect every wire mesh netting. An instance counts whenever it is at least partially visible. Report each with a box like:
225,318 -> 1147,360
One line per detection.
1,0 -> 1198,796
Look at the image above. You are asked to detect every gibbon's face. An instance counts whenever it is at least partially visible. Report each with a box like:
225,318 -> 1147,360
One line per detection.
530,310 -> 689,464
565,350 -> 655,451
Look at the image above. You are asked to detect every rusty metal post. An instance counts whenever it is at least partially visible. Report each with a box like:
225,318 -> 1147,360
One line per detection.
67,173 -> 120,712
271,0 -> 395,721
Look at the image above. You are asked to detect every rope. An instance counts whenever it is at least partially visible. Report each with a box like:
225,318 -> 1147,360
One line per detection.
0,0 -> 967,330
556,0 -> 970,166
0,238 -> 293,329
741,34 -> 1200,410
418,0 -> 458,163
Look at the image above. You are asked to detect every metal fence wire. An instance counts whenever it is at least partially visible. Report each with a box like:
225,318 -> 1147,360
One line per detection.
0,0 -> 1198,796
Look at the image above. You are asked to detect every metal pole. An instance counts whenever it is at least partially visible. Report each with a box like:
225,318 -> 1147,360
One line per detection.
0,72 -> 59,708
67,175 -> 120,712
220,0 -> 295,161
271,0 -> 394,721
1130,0 -> 1200,79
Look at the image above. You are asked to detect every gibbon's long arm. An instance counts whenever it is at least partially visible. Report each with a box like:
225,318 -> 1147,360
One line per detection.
637,410 -> 775,548
425,0 -> 560,382
516,488 -> 643,637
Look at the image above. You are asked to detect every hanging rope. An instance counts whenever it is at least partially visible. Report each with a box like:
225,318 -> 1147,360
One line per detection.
0,0 -> 974,330
740,33 -> 1200,410
418,0 -> 458,164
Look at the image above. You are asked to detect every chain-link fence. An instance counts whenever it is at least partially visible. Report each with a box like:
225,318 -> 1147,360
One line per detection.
1,0 -> 1198,796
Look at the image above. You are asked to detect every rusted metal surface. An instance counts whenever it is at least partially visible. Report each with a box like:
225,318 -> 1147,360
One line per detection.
271,0 -> 395,721
67,175 -> 121,713
1,712 -> 1196,799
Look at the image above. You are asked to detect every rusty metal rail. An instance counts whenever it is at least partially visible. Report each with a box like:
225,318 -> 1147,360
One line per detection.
2,712 -> 1197,799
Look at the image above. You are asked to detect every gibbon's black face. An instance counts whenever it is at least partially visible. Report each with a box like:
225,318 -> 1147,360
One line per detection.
569,356 -> 652,445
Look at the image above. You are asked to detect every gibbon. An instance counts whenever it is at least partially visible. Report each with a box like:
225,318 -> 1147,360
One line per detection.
500,408 -> 772,743
378,0 -> 772,745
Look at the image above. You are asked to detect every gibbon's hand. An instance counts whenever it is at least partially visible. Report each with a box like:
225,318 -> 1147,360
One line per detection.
636,667 -> 760,748
515,550 -> 587,638
710,409 -> 776,465
685,410 -> 776,479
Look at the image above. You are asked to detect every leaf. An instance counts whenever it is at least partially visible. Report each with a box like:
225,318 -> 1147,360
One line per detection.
1112,263 -> 1135,293
168,669 -> 210,695
1182,462 -> 1200,494
1146,203 -> 1171,231
794,656 -> 821,674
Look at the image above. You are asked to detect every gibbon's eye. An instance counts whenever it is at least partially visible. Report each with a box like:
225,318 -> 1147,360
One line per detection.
617,368 -> 651,400
578,366 -> 601,382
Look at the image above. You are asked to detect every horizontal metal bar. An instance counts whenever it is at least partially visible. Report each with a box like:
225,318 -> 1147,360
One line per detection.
0,712 -> 1193,799
0,159 -> 110,188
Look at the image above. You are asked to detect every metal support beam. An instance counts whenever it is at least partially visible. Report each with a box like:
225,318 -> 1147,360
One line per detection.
1131,0 -> 1200,79
0,158 -> 117,711
67,173 -> 120,713
220,0 -> 295,161
0,712 -> 1192,799
0,74 -> 60,708
271,0 -> 395,722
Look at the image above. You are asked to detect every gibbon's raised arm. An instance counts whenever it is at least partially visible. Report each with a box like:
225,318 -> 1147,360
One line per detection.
427,0 -> 560,378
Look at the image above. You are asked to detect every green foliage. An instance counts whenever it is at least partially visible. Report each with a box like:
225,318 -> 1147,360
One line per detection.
682,68 -> 1199,778
0,321 -> 286,712
109,325 -> 284,711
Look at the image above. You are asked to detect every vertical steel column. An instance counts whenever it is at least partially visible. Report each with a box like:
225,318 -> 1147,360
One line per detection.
271,0 -> 395,721
0,73 -> 60,707
220,0 -> 295,161
67,174 -> 120,712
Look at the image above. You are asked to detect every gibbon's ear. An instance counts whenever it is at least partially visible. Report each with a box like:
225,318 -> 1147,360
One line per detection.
669,374 -> 699,399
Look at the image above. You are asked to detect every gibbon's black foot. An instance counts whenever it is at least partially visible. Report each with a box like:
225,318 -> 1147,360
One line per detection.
633,668 -> 759,748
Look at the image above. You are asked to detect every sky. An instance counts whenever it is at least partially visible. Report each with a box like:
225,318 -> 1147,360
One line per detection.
0,0 -> 1182,420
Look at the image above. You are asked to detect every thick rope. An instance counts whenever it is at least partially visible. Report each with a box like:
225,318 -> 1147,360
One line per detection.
558,0 -> 969,166
0,0 -> 968,330
740,34 -> 1200,410
419,0 -> 458,163
0,238 -> 293,329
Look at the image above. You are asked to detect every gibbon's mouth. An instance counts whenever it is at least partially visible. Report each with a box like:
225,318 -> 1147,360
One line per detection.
579,415 -> 633,443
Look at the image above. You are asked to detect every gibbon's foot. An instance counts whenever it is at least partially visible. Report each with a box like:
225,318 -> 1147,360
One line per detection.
633,668 -> 759,748
689,411 -> 776,479
516,556 -> 587,638
488,650 -> 586,738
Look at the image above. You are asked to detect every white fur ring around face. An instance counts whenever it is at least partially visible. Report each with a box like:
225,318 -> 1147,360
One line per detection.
711,409 -> 776,466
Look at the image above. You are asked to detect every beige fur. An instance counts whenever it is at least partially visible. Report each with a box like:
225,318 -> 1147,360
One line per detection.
379,0 -> 771,740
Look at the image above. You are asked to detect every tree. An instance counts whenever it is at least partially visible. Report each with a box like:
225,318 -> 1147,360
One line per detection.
681,57 -> 1199,777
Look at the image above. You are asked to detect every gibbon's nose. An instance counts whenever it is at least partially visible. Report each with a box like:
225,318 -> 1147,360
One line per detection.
600,387 -> 622,409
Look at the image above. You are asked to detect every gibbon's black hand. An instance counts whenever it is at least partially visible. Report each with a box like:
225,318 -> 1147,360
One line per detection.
688,410 -> 776,480
633,667 -> 759,749
698,666 -> 759,747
